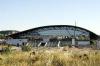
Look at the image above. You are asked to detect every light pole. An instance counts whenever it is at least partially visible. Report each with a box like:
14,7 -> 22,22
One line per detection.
72,21 -> 76,46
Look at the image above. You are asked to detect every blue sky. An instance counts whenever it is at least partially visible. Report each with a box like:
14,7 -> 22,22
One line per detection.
0,0 -> 100,35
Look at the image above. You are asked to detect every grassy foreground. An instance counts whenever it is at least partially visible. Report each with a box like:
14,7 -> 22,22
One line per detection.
0,47 -> 100,66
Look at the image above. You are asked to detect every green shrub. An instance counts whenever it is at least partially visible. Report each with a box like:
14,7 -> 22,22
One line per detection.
21,44 -> 32,51
90,40 -> 96,45
1,45 -> 11,54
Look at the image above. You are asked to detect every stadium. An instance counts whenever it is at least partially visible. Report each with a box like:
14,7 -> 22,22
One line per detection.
6,25 -> 99,47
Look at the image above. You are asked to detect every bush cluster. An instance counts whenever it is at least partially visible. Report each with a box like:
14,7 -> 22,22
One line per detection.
0,45 -> 11,54
21,44 -> 32,51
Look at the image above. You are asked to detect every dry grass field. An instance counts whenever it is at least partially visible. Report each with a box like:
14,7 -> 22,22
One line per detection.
0,46 -> 100,66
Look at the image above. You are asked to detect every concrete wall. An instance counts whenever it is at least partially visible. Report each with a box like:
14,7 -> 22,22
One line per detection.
6,39 -> 28,45
5,38 -> 90,47
97,40 -> 100,49
0,39 -> 5,44
78,41 -> 90,45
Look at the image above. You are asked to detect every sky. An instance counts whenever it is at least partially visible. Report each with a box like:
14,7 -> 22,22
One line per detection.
0,0 -> 100,35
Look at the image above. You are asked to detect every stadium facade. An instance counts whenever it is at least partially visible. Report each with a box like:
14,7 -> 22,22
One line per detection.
6,25 -> 99,47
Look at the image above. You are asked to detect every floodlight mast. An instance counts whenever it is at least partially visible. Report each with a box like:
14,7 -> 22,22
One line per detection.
74,21 -> 77,46
72,20 -> 76,46
74,20 -> 76,39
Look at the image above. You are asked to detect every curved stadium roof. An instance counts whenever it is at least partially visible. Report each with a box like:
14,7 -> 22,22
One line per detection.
7,25 -> 99,40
